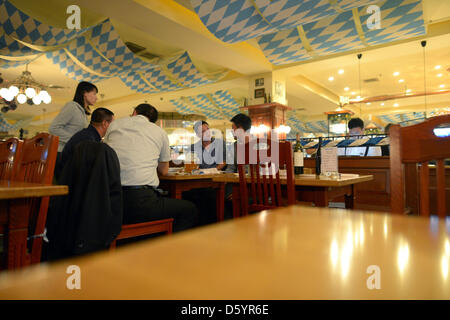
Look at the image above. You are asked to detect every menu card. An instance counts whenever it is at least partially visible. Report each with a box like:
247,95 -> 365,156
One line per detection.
321,147 -> 339,174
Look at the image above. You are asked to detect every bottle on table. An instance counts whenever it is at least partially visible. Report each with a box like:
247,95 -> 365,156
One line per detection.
293,134 -> 304,175
315,137 -> 322,176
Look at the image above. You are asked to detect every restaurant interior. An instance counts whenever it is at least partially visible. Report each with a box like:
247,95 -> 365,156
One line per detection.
0,0 -> 449,300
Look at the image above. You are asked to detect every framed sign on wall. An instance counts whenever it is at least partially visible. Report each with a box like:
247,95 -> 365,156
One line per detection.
254,88 -> 265,98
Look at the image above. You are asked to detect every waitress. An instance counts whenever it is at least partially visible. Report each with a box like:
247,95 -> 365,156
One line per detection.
49,81 -> 98,178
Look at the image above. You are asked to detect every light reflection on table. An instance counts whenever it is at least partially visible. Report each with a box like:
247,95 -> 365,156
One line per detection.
0,206 -> 449,299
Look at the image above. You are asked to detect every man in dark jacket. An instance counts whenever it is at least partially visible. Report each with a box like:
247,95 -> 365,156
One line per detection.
46,141 -> 122,260
59,107 -> 114,173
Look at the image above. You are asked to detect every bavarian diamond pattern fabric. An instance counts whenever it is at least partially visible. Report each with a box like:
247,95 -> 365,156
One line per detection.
258,28 -> 309,65
190,0 -> 374,43
171,90 -> 239,120
211,90 -> 240,118
360,0 -> 425,45
189,94 -> 223,119
65,35 -> 125,77
141,67 -> 182,92
89,20 -> 152,73
305,120 -> 328,133
379,111 -> 425,124
120,71 -> 154,94
303,9 -> 363,56
167,52 -> 213,88
46,49 -> 105,83
259,0 -> 425,65
0,0 -> 88,47
0,33 -> 38,56
0,57 -> 32,68
171,99 -> 193,115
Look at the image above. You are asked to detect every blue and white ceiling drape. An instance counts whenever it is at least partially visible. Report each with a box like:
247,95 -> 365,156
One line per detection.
191,0 -> 426,65
0,0 -> 228,94
0,114 -> 28,131
171,90 -> 241,120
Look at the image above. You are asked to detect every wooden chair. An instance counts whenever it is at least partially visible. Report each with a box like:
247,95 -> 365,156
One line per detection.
238,138 -> 296,216
390,115 -> 450,217
13,133 -> 58,265
0,138 -> 23,180
109,218 -> 173,251
0,138 -> 24,267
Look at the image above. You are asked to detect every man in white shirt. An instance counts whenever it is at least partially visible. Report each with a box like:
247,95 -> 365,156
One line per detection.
105,104 -> 197,232
339,118 -> 382,157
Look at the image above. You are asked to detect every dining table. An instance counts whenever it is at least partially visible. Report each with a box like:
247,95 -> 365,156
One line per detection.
159,173 -> 226,221
0,205 -> 448,299
213,173 -> 373,218
0,180 -> 68,270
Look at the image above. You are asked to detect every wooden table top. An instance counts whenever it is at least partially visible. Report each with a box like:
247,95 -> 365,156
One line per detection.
0,180 -> 68,200
0,206 -> 448,299
160,173 -> 227,181
213,173 -> 373,187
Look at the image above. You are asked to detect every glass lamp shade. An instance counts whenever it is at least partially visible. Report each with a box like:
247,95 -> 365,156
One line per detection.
32,95 -> 42,105
3,90 -> 14,102
0,87 -> 9,98
8,86 -> 19,97
25,87 -> 36,98
17,93 -> 27,104
42,94 -> 51,104
38,90 -> 49,99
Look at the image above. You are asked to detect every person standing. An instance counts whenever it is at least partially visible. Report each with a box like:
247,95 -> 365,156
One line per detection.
49,81 -> 98,178
104,103 -> 198,232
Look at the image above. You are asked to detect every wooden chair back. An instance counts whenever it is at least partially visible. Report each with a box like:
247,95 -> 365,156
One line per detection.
0,138 -> 23,180
16,133 -> 59,264
390,115 -> 450,217
237,138 -> 295,216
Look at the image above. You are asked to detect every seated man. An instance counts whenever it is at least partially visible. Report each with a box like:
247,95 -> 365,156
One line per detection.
183,121 -> 226,225
225,113 -> 252,173
105,103 -> 197,232
190,120 -> 226,170
59,107 -> 114,175
223,113 -> 252,219
339,117 -> 382,157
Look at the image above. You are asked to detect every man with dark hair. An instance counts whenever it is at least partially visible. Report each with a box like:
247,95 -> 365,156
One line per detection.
134,103 -> 158,123
226,113 -> 252,173
348,117 -> 365,135
183,120 -> 226,226
105,103 -> 197,232
60,107 -> 114,171
190,120 -> 226,170
340,117 -> 381,156
230,113 -> 252,132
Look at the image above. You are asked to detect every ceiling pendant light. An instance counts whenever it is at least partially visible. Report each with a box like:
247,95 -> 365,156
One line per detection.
32,95 -> 42,105
357,53 -> 363,117
8,86 -> 19,97
0,64 -> 52,109
17,93 -> 27,104
25,87 -> 36,99
421,40 -> 427,118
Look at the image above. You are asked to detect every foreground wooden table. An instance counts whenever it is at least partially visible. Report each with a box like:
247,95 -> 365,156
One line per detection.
213,173 -> 373,217
0,206 -> 449,299
0,181 -> 68,269
159,174 -> 225,221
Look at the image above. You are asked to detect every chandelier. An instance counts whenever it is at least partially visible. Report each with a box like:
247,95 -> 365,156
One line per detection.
0,65 -> 52,110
